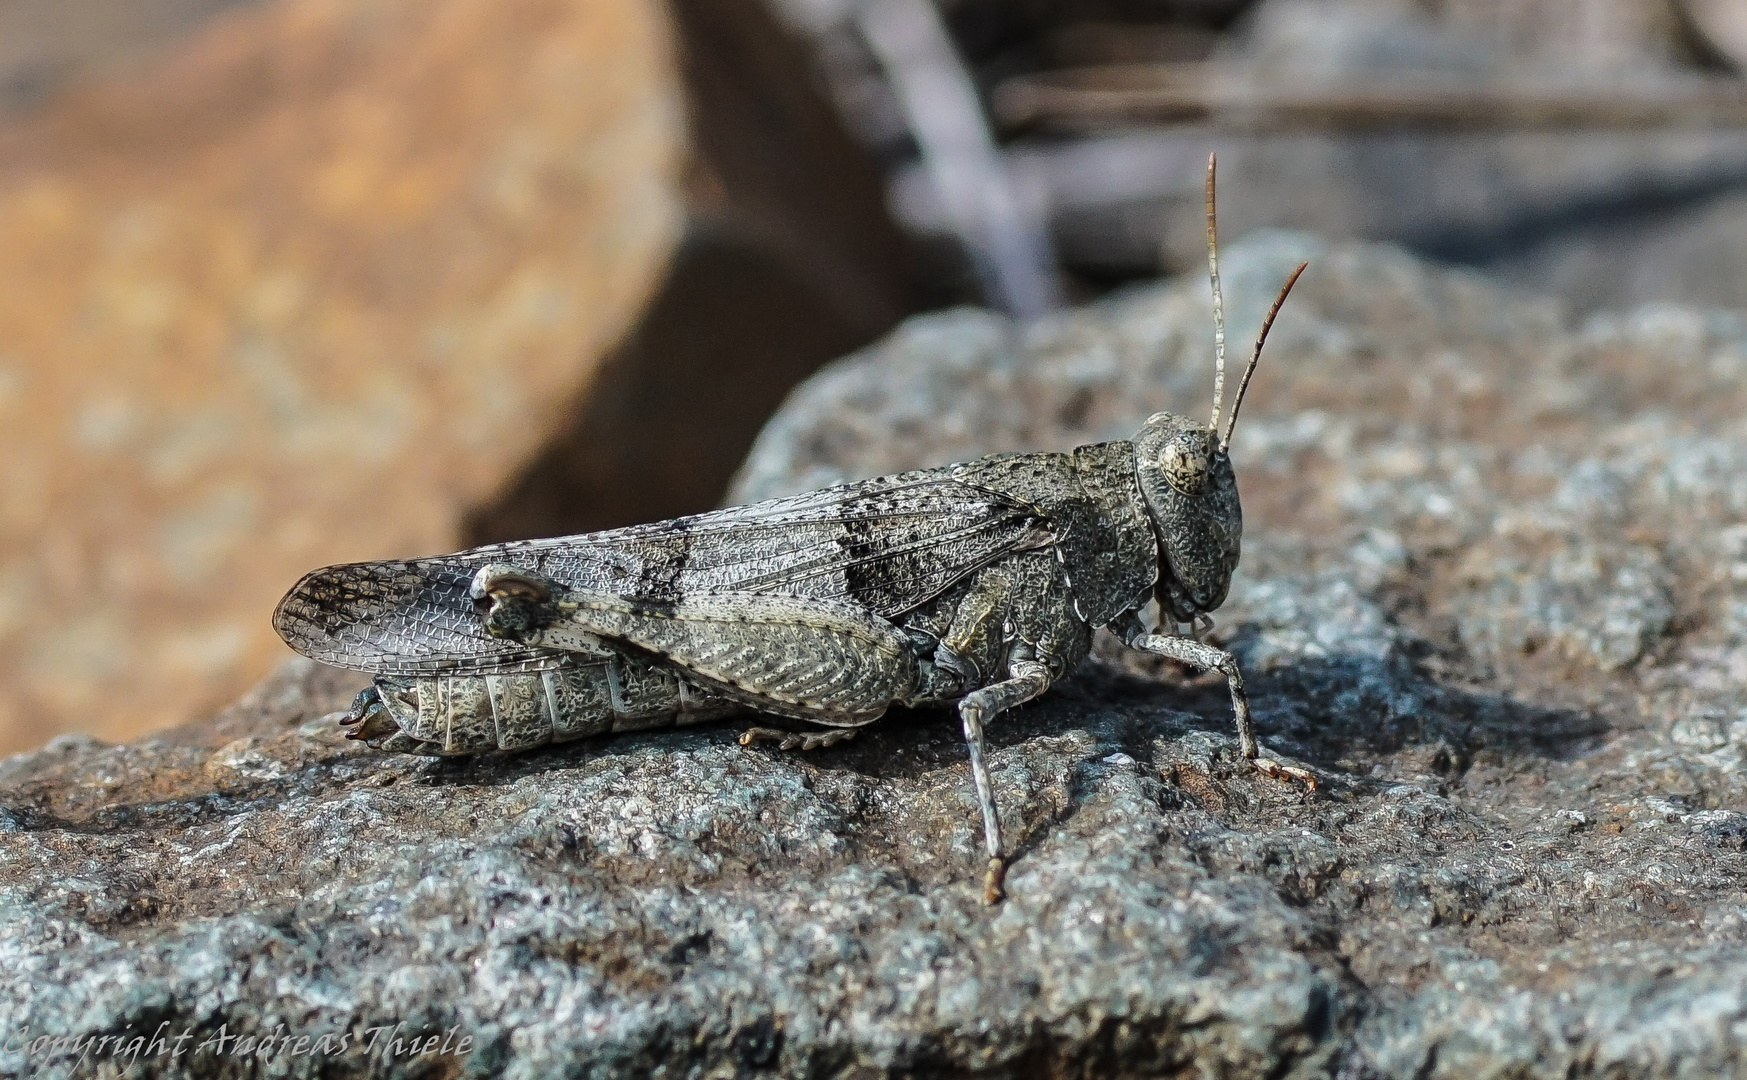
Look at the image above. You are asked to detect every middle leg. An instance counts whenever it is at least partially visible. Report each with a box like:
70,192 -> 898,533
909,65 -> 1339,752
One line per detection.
958,660 -> 1051,905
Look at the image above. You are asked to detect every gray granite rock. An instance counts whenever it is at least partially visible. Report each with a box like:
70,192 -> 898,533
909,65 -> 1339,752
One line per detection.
9,233 -> 1747,1077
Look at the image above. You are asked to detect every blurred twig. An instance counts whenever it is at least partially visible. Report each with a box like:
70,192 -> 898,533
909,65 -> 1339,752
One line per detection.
996,62 -> 1747,134
845,0 -> 1064,317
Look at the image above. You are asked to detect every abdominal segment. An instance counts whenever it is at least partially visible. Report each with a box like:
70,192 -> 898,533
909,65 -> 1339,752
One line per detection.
347,653 -> 741,755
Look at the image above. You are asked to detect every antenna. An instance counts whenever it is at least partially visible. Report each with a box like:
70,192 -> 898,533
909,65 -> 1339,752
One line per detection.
1205,153 -> 1227,438
1220,261 -> 1309,453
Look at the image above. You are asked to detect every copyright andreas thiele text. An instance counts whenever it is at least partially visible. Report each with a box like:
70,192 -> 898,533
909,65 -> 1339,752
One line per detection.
5,1022 -> 472,1070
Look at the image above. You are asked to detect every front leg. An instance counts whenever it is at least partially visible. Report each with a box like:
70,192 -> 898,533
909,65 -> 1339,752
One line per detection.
1115,612 -> 1314,789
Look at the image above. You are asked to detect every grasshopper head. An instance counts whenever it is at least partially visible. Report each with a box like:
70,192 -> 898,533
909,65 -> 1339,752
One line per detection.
1137,154 -> 1308,624
1134,412 -> 1241,620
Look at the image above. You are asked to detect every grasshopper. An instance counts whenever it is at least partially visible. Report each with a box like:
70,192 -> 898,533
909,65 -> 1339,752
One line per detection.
273,157 -> 1309,903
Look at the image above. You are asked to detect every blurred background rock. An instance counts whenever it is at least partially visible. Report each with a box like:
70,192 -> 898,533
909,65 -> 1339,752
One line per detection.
2,0 -> 1745,754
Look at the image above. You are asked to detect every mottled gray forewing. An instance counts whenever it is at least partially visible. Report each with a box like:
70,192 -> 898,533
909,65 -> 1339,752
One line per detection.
274,474 -> 1045,675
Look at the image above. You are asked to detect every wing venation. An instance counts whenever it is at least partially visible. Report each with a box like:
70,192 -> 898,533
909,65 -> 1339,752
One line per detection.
273,473 -> 1046,673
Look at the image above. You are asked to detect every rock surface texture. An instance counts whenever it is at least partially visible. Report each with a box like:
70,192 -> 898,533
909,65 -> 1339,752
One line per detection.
9,234 -> 1747,1076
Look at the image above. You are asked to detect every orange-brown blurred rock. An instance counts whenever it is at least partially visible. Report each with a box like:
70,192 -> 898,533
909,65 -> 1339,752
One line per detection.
0,0 -> 687,752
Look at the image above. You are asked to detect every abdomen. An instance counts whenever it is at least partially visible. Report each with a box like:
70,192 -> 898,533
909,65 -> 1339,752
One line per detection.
355,652 -> 741,755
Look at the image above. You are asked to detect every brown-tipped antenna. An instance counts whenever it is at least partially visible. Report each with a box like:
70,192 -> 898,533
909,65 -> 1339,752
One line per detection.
1220,260 -> 1308,453
1205,153 -> 1227,437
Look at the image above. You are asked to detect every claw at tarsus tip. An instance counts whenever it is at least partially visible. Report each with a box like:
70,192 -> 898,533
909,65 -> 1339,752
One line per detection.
983,856 -> 1006,905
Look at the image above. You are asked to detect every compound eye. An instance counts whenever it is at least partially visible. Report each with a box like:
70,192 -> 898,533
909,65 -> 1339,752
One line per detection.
1160,439 -> 1210,495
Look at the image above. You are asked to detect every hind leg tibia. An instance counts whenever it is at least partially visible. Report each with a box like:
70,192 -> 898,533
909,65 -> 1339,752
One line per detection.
738,726 -> 859,751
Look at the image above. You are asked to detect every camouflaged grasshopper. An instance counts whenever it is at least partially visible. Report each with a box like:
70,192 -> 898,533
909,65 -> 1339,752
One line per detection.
273,157 -> 1309,903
